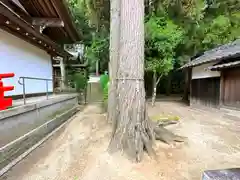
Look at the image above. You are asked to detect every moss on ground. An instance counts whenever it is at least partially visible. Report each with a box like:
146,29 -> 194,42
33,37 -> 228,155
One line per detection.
150,114 -> 180,121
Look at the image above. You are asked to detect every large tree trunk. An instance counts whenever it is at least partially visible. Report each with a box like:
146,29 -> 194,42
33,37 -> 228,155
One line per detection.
109,0 -> 155,162
108,0 -> 187,162
108,0 -> 120,124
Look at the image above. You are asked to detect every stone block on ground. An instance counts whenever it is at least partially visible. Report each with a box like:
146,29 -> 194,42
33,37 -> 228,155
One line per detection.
202,168 -> 240,179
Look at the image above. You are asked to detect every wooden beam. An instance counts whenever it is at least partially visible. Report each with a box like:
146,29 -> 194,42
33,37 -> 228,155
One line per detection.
32,0 -> 47,16
0,0 -> 31,23
32,17 -> 64,27
40,1 -> 69,40
0,25 -> 52,55
32,17 -> 64,34
19,0 -> 81,42
0,17 -> 64,57
51,0 -> 81,41
0,2 -> 71,57
44,1 -> 58,16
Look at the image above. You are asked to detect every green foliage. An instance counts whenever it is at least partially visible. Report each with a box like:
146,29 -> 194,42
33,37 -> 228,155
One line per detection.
99,74 -> 109,101
202,15 -> 240,49
85,33 -> 109,73
150,0 -> 206,22
68,0 -> 240,96
103,82 -> 109,102
145,16 -> 184,76
67,0 -> 93,45
102,82 -> 109,112
73,73 -> 88,92
67,0 -> 110,73
145,0 -> 239,95
206,0 -> 240,16
100,74 -> 109,110
100,74 -> 109,90
153,0 -> 239,68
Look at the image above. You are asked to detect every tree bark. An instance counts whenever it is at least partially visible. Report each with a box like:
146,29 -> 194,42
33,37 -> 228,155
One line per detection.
109,0 -> 155,162
108,0 -> 120,125
108,0 -> 187,162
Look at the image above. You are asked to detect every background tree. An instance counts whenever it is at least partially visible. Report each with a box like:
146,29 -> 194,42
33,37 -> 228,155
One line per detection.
85,32 -> 109,73
67,0 -> 110,73
144,0 -> 240,99
67,0 -> 239,162
145,16 -> 184,105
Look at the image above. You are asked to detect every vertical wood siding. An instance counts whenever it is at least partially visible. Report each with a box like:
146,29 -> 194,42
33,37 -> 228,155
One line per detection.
191,77 -> 220,108
222,68 -> 240,108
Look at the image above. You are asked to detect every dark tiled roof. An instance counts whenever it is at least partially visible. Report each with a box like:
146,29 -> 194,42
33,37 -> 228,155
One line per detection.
180,39 -> 240,69
208,61 -> 240,71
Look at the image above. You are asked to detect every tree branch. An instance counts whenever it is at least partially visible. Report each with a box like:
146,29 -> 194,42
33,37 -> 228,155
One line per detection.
156,74 -> 162,86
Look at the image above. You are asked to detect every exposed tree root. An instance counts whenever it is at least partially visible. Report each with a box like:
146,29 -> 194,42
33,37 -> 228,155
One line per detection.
151,119 -> 178,128
109,114 -> 187,162
152,119 -> 187,144
156,120 -> 179,127
154,126 -> 187,145
149,118 -> 187,145
141,131 -> 157,159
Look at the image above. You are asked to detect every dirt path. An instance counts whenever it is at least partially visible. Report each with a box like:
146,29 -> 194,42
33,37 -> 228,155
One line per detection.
1,102 -> 240,180
1,104 -> 112,180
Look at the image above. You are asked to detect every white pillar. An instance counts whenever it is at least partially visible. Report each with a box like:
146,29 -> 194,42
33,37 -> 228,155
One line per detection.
59,57 -> 66,90
96,60 -> 99,76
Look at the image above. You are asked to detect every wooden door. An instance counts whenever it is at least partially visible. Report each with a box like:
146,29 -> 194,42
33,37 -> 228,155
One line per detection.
191,77 -> 220,107
223,68 -> 240,108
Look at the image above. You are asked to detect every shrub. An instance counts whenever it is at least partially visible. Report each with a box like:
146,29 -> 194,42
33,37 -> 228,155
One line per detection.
100,74 -> 109,90
102,76 -> 109,112
103,82 -> 109,102
73,73 -> 87,92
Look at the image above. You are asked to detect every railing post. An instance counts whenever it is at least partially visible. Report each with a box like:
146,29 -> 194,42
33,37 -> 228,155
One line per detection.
22,78 -> 26,105
46,80 -> 49,100
18,76 -> 52,104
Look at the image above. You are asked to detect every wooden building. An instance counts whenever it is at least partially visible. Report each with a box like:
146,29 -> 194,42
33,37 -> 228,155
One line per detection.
0,0 -> 84,97
181,39 -> 240,109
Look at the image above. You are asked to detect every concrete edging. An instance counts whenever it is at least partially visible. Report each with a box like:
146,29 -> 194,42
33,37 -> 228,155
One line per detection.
0,94 -> 78,120
0,105 -> 79,176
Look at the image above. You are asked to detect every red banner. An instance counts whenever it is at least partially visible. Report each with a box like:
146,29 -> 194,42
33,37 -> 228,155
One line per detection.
0,73 -> 15,110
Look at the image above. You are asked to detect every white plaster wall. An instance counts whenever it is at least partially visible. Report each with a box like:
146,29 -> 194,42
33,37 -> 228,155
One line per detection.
0,29 -> 53,96
192,62 -> 220,80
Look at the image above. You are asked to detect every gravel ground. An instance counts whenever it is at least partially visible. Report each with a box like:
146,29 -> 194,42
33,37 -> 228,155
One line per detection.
1,101 -> 240,180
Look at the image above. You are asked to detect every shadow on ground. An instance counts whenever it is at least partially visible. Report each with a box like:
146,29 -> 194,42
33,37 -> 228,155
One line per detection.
1,100 -> 240,180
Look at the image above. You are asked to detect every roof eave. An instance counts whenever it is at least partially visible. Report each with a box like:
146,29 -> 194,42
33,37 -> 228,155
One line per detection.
180,39 -> 240,70
0,2 -> 72,57
51,0 -> 82,42
180,52 -> 240,70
